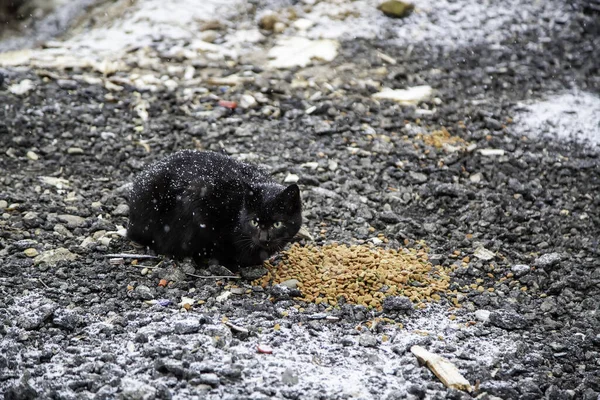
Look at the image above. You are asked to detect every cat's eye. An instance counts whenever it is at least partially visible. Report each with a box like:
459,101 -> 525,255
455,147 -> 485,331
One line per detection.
273,221 -> 283,229
250,219 -> 259,227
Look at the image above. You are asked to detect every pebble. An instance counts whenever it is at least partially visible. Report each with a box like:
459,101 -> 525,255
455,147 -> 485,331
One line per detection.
199,373 -> 220,386
534,253 -> 562,269
282,368 -> 299,385
470,172 -> 483,183
273,22 -> 286,33
409,171 -> 428,183
240,266 -> 268,281
489,310 -> 528,330
240,94 -> 257,109
135,285 -> 155,300
34,247 -> 78,265
280,279 -> 299,289
57,79 -> 78,90
53,224 -> 73,237
53,308 -> 80,331
174,319 -> 201,334
284,173 -> 299,183
58,214 -> 86,228
473,246 -> 495,260
0,200 -> 7,209
67,147 -> 84,155
26,151 -> 39,160
377,0 -> 414,18
379,211 -> 401,224
113,204 -> 129,216
23,248 -> 39,257
511,264 -> 531,277
382,296 -> 413,311
475,310 -> 491,322
120,378 -> 156,400
359,333 -> 378,347
479,149 -> 505,156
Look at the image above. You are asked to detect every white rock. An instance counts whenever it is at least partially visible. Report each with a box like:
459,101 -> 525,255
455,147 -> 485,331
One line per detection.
293,18 -> 314,31
240,94 -> 257,109
39,176 -> 70,188
469,172 -> 482,183
300,162 -> 319,169
273,22 -> 286,33
473,246 -> 495,260
268,37 -> 339,69
479,149 -> 505,156
8,79 -> 34,95
475,310 -> 491,322
372,86 -> 433,105
216,291 -> 232,303
26,151 -> 39,161
284,173 -> 299,183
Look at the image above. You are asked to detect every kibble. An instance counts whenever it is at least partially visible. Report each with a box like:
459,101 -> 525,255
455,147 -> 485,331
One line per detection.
256,243 -> 454,310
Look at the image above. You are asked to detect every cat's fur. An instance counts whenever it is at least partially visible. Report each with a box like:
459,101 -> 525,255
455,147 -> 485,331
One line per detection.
127,150 -> 302,268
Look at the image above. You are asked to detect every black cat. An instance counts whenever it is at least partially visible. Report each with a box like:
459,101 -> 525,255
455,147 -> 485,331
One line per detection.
127,150 -> 302,268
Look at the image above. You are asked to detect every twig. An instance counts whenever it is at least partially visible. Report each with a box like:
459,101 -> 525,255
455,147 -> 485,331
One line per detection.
185,272 -> 241,279
38,278 -> 50,289
104,253 -> 160,259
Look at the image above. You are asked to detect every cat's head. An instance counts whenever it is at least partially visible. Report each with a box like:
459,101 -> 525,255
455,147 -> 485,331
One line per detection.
238,183 -> 302,258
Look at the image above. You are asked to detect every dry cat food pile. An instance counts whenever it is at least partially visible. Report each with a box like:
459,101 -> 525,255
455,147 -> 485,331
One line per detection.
257,243 -> 454,310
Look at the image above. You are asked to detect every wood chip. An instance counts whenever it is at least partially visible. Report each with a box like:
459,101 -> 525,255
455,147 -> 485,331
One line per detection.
410,345 -> 471,392
224,321 -> 249,334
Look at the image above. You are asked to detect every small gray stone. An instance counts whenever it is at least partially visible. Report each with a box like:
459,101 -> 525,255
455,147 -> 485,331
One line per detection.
120,378 -> 157,400
199,373 -> 220,386
34,247 -> 78,266
67,147 -> 84,155
240,266 -> 268,281
429,254 -> 444,266
57,79 -> 78,90
13,239 -> 39,250
540,298 -> 555,313
280,279 -> 299,289
359,333 -> 378,347
282,368 -> 299,386
534,253 -> 562,269
0,200 -> 7,209
409,171 -> 428,183
57,214 -> 86,228
474,309 -> 491,322
23,211 -> 40,228
113,204 -> 129,216
511,264 -> 530,277
134,285 -> 155,300
53,308 -> 80,331
174,319 -> 201,334
382,296 -> 413,312
312,187 -> 340,199
489,310 -> 527,330
18,301 -> 58,330
379,211 -> 401,224
53,224 -> 74,237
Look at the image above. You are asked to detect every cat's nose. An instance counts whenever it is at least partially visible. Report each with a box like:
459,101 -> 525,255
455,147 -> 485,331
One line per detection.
258,231 -> 269,245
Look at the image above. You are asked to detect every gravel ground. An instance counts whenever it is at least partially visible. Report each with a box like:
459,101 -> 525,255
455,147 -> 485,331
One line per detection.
0,0 -> 599,399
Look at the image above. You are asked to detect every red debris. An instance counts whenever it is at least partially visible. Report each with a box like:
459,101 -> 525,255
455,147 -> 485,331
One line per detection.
218,100 -> 237,109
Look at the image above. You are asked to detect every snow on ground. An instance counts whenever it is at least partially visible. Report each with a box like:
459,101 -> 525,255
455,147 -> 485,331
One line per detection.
514,91 -> 600,147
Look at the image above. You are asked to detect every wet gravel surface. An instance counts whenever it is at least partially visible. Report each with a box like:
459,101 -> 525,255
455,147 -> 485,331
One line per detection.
0,0 -> 599,399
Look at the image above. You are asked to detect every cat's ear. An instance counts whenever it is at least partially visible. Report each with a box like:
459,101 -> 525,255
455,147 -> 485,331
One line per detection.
276,184 -> 301,213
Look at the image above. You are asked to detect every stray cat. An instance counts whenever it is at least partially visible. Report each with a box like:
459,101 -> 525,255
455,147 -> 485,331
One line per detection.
127,150 -> 302,269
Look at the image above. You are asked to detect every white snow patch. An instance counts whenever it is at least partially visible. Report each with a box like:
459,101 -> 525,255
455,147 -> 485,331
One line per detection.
514,91 -> 600,147
268,37 -> 339,69
300,0 -> 572,49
